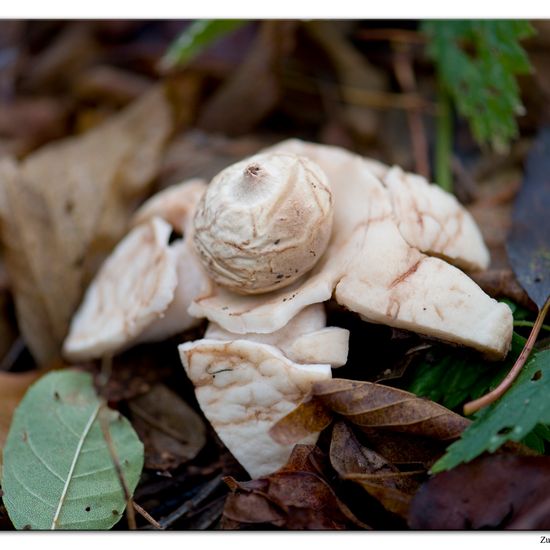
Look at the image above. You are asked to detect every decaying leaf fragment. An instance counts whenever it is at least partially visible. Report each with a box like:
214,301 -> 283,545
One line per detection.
222,445 -> 368,531
330,421 -> 422,519
409,454 -> 550,529
0,86 -> 173,365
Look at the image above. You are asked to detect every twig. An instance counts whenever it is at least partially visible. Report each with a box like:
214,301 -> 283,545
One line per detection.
464,297 -> 550,416
99,404 -> 137,530
0,337 -> 25,372
158,475 -> 223,530
435,82 -> 453,193
282,70 -> 436,114
133,502 -> 161,530
355,28 -> 427,45
182,495 -> 226,530
392,44 -> 430,179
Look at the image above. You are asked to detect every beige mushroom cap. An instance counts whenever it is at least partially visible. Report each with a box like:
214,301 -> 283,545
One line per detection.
382,166 -> 490,271
179,338 -> 332,478
63,217 -> 179,361
64,179 -> 212,361
189,139 -> 513,359
132,178 -> 207,235
192,153 -> 333,295
205,304 -> 349,367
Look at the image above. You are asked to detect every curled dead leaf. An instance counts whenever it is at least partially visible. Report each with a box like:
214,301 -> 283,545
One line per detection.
269,396 -> 332,446
270,378 -> 470,447
314,379 -> 470,439
222,470 -> 369,530
0,86 -> 173,365
330,422 -> 423,519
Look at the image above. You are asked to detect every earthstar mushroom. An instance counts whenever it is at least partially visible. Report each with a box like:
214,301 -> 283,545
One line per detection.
189,140 -> 513,359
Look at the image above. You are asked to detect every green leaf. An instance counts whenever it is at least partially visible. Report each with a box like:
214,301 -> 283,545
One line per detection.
407,332 -> 526,411
423,20 -> 534,151
161,19 -> 247,70
431,349 -> 550,473
1,370 -> 144,530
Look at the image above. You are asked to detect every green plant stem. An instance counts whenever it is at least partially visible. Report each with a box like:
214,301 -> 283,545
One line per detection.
514,320 -> 550,333
435,84 -> 453,193
464,297 -> 550,416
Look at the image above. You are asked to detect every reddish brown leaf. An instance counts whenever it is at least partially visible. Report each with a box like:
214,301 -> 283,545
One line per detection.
330,422 -> 422,518
278,444 -> 328,476
222,470 -> 368,530
408,454 -> 550,529
358,429 -> 450,470
269,396 -> 332,446
313,379 -> 469,440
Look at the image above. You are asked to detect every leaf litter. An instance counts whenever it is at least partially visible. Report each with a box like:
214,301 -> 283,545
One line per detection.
1,20 -> 550,533
0,85 -> 173,366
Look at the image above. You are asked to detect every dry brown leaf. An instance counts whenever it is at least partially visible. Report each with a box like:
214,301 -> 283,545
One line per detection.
0,86 -> 173,365
314,379 -> 470,439
197,21 -> 298,135
271,378 -> 469,447
269,396 -> 332,446
222,470 -> 369,530
129,383 -> 206,471
0,370 -> 41,468
357,429 -> 451,470
330,422 -> 422,518
304,21 -> 386,141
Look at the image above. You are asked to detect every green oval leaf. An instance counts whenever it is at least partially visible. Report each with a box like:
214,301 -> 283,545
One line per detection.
1,370 -> 144,530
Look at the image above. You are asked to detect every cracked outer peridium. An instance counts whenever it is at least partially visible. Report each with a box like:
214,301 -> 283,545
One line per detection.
189,139 -> 512,359
179,338 -> 332,478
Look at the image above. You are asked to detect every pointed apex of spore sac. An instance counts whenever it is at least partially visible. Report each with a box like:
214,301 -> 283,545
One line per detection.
245,163 -> 263,180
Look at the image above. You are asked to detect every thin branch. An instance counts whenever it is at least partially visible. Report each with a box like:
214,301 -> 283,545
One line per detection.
133,502 -> 161,530
392,44 -> 430,179
355,28 -> 427,45
435,83 -> 453,193
0,337 -> 25,372
158,475 -> 223,530
99,406 -> 137,530
282,70 -> 436,114
464,297 -> 550,416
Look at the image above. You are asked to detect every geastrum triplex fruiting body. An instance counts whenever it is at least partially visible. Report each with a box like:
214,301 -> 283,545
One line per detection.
64,139 -> 513,479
